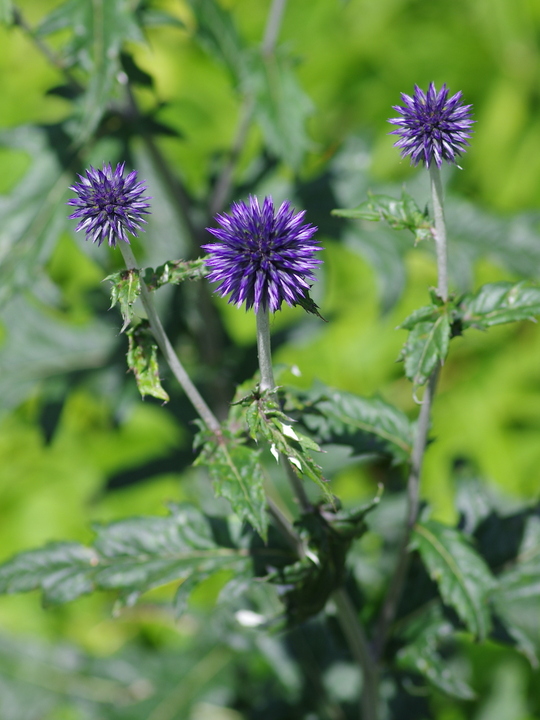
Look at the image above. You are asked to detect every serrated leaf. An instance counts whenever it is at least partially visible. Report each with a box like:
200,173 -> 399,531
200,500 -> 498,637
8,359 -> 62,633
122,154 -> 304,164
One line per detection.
293,387 -> 414,465
126,320 -> 170,402
142,258 -> 207,291
397,617 -> 476,699
106,268 -> 141,331
196,440 -> 268,540
0,505 -> 249,608
332,190 -> 432,244
0,542 -> 99,606
400,313 -> 450,387
246,50 -> 313,170
399,304 -> 440,331
459,281 -> 540,330
411,520 -> 494,639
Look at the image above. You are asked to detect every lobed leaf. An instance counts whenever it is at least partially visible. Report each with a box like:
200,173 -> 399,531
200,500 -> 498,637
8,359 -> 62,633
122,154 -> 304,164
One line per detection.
0,504 -> 249,609
332,190 -> 432,244
411,520 -> 494,639
459,281 -> 540,330
126,321 -> 170,403
196,438 -> 268,540
296,388 -> 414,465
106,268 -> 141,332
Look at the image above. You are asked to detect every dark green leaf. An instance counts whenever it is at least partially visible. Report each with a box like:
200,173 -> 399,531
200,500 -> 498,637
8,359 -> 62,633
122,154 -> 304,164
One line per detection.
459,281 -> 540,330
0,504 -> 249,608
491,515 -> 540,665
332,190 -> 432,244
411,520 -> 494,639
397,615 -> 476,699
126,320 -> 170,402
196,438 -> 268,540
293,387 -> 414,465
399,312 -> 450,387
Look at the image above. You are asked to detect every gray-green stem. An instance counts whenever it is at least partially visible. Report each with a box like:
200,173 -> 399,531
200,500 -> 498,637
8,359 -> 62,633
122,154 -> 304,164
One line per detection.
374,162 -> 449,660
256,307 -> 276,392
119,243 -> 221,436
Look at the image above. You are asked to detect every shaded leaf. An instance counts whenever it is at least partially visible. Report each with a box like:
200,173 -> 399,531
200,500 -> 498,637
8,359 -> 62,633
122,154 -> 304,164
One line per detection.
0,504 -> 249,608
189,0 -> 246,82
126,320 -> 170,402
411,520 -> 494,639
246,50 -> 313,170
37,0 -> 144,141
0,126 -> 68,307
397,615 -> 476,700
142,257 -> 208,291
289,386 -> 414,465
459,281 -> 540,330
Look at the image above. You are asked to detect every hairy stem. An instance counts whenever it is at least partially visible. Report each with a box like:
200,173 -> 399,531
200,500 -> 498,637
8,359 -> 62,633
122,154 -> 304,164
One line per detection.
374,162 -> 449,660
119,243 -> 221,436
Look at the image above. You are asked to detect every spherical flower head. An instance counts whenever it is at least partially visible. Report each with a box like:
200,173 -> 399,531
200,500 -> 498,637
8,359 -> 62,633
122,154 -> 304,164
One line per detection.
202,196 -> 322,313
389,83 -> 474,168
67,162 -> 151,247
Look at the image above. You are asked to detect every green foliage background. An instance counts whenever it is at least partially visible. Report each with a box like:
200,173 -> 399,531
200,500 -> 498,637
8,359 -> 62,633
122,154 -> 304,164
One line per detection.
1,0 -> 540,717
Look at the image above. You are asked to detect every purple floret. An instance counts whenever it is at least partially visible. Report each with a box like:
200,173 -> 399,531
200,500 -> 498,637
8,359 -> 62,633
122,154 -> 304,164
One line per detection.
389,83 -> 474,168
203,196 -> 322,313
68,162 -> 151,247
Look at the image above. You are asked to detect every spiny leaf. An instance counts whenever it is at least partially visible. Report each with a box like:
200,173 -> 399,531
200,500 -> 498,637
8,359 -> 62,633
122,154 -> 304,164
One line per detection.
289,386 -> 414,465
332,190 -> 432,244
459,281 -> 540,330
106,268 -> 141,332
142,258 -> 208,291
0,504 -> 249,609
411,520 -> 494,639
126,320 -> 169,403
196,437 -> 268,540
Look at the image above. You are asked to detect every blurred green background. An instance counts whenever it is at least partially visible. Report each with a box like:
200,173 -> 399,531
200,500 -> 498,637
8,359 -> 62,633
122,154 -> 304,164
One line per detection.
0,0 -> 540,718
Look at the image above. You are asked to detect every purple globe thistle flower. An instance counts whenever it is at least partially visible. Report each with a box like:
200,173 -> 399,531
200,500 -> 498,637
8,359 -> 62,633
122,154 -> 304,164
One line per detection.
389,83 -> 474,168
202,196 -> 322,313
67,162 -> 151,247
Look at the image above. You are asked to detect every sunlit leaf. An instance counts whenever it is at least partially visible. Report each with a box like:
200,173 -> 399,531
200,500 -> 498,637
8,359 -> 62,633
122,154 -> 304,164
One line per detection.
459,281 -> 540,330
399,312 -> 450,387
126,320 -> 170,403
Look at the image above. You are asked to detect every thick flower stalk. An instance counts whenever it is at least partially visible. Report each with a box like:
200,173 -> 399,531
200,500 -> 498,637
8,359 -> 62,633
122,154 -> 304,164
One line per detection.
68,162 -> 151,247
389,83 -> 474,168
202,195 -> 322,313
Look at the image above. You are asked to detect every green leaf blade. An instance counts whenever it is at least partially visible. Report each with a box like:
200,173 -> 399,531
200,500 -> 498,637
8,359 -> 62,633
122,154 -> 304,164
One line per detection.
412,520 -> 494,639
459,281 -> 540,330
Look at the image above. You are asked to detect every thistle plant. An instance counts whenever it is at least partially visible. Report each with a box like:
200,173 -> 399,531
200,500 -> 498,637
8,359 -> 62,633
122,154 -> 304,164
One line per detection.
3,1 -> 540,717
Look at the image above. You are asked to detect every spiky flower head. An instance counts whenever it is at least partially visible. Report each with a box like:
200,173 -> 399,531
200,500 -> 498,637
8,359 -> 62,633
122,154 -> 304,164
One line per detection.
67,162 -> 151,247
389,83 -> 474,168
202,196 -> 322,313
